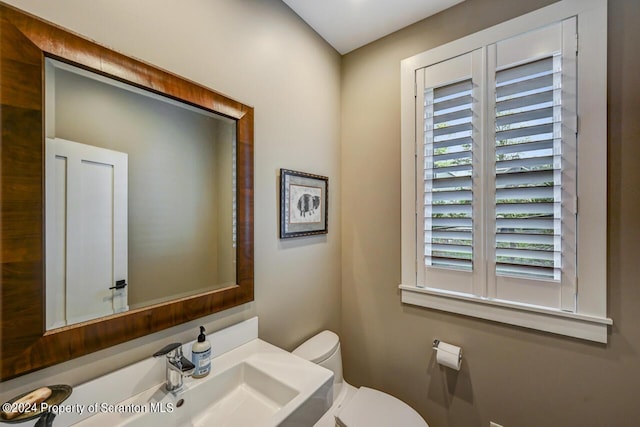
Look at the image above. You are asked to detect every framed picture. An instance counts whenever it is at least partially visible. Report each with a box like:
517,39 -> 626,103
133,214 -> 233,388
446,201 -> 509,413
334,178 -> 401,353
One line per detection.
280,169 -> 328,239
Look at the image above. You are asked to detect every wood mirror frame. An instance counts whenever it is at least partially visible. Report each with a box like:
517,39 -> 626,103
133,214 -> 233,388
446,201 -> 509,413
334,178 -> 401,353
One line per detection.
0,3 -> 254,380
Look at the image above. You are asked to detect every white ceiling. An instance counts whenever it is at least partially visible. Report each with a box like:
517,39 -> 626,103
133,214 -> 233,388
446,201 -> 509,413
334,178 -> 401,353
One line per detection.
282,0 -> 465,54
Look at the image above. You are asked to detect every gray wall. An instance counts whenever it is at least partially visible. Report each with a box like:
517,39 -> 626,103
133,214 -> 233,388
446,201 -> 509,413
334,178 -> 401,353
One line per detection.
340,0 -> 640,426
0,0 -> 341,400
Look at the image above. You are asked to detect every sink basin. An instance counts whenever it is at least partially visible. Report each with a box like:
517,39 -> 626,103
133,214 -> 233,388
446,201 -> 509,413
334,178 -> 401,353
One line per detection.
125,361 -> 297,427
185,362 -> 297,426
74,339 -> 333,427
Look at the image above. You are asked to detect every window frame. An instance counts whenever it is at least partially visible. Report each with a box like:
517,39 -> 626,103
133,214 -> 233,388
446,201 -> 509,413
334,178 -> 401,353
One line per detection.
400,0 -> 611,343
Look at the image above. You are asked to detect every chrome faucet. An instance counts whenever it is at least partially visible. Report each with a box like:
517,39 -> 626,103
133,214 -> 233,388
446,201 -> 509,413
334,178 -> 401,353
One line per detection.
153,343 -> 195,392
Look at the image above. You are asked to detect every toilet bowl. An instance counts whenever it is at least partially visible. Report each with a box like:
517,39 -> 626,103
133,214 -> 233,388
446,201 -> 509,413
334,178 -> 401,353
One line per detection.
293,331 -> 428,427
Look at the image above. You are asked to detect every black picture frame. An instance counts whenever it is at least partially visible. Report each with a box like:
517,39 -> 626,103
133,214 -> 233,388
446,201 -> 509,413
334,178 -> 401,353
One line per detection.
280,169 -> 329,238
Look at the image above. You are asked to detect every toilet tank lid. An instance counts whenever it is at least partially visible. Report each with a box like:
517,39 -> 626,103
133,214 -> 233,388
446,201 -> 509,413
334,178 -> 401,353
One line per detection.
292,330 -> 340,363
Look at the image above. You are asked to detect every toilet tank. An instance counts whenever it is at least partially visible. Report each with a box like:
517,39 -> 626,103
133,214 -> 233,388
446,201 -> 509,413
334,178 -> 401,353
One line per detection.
292,330 -> 343,385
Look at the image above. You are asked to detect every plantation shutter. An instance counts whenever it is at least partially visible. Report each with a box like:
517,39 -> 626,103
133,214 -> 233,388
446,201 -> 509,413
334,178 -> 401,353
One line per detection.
404,4 -> 609,340
488,18 -> 577,310
416,50 -> 482,295
425,78 -> 474,271
494,56 -> 562,281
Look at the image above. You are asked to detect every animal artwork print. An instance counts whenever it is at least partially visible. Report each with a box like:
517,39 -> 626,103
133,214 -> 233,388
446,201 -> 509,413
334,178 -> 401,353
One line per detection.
289,184 -> 322,224
297,193 -> 321,218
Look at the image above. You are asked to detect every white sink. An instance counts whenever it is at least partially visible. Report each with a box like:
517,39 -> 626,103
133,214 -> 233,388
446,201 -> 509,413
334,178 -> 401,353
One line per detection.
74,339 -> 333,427
179,361 -> 297,426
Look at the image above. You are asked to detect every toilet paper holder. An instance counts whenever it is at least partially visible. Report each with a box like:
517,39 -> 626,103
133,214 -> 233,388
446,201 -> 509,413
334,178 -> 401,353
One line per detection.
432,339 -> 462,363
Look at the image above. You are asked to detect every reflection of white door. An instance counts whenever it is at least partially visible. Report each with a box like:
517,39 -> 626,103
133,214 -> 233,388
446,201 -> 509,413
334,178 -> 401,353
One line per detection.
46,138 -> 128,330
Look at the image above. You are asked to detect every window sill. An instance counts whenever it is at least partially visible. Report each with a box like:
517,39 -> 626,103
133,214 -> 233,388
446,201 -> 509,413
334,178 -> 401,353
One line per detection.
399,285 -> 612,343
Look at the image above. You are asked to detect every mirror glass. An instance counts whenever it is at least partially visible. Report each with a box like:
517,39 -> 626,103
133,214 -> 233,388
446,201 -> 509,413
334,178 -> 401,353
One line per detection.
45,59 -> 236,329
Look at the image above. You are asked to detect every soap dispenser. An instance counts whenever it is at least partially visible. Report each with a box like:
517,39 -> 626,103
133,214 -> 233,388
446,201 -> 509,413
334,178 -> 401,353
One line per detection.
191,326 -> 211,378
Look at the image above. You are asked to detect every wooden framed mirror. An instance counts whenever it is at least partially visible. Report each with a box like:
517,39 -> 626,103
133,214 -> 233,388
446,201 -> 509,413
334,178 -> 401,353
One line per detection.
0,3 -> 254,380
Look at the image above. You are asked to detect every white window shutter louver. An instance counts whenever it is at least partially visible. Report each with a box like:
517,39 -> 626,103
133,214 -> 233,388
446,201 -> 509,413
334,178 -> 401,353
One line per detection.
424,79 -> 475,271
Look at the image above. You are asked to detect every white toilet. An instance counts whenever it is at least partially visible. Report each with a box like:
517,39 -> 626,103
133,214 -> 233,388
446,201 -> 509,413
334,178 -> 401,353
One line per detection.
293,330 -> 428,427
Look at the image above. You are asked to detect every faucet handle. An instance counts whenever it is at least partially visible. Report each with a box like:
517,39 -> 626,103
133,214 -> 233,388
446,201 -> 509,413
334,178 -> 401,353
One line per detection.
153,343 -> 195,373
153,342 -> 183,358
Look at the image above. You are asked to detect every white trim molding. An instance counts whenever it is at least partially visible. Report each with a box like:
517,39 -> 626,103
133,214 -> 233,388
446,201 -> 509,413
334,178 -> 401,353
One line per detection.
400,285 -> 612,343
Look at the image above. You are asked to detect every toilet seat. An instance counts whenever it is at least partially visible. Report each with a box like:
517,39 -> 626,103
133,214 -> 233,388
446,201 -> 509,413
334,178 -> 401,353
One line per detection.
335,387 -> 428,427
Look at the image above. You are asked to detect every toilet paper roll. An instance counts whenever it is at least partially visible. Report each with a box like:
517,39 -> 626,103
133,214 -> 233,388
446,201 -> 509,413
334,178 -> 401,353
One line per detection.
436,342 -> 462,371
